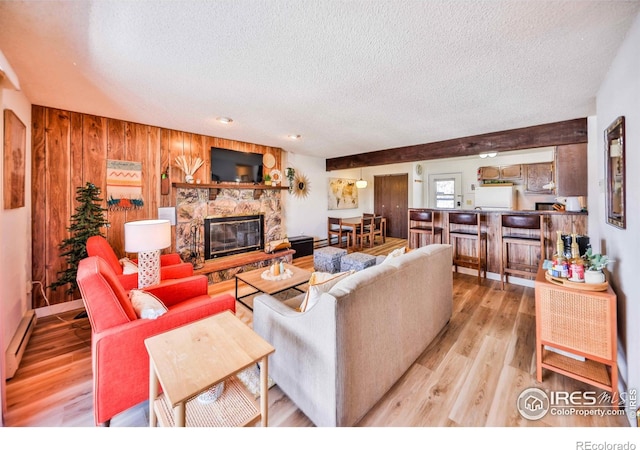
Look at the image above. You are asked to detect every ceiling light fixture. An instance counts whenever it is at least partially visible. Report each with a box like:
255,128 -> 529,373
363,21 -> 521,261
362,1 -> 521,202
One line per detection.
288,134 -> 301,140
216,117 -> 233,124
356,168 -> 368,189
479,152 -> 498,158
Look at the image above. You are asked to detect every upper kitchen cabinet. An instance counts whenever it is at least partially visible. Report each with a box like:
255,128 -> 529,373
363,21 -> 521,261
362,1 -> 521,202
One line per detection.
524,162 -> 554,194
478,166 -> 500,180
554,144 -> 587,196
478,164 -> 522,181
500,164 -> 522,180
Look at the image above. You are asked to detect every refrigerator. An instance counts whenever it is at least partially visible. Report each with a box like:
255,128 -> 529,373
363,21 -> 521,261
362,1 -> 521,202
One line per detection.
474,185 -> 516,210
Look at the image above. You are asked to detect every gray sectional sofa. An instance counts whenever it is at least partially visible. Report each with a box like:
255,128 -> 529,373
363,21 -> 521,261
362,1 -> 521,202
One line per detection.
253,244 -> 453,426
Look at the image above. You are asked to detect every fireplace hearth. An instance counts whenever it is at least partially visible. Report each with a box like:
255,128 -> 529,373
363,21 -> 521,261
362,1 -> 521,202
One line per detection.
204,214 -> 264,259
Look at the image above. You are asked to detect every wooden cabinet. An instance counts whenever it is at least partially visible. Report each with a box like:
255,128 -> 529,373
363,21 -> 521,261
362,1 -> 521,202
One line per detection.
555,144 -> 587,196
524,162 -> 554,195
478,165 -> 522,181
500,164 -> 522,179
535,267 -> 617,393
478,166 -> 500,180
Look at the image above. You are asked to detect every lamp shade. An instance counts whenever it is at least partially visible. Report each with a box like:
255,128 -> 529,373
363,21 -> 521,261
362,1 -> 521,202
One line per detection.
356,179 -> 368,189
124,219 -> 171,253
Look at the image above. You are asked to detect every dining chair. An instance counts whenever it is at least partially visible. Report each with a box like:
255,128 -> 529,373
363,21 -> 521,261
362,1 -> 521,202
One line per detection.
352,216 -> 375,249
327,217 -> 347,248
372,216 -> 385,245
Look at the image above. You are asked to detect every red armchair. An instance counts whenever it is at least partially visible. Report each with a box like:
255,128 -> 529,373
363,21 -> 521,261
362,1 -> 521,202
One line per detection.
86,235 -> 194,290
76,255 -> 236,426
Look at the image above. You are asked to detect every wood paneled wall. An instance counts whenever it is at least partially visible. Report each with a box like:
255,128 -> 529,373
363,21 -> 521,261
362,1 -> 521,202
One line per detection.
31,105 -> 283,307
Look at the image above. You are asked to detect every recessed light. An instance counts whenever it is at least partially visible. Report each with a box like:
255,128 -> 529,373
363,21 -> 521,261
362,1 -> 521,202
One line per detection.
216,117 -> 233,124
288,134 -> 301,140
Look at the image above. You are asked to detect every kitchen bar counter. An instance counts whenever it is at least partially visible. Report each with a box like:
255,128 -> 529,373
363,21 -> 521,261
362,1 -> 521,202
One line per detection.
432,208 -> 588,215
409,208 -> 587,277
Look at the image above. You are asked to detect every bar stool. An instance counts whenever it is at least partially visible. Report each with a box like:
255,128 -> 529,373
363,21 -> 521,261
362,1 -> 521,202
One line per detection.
500,214 -> 545,289
408,210 -> 443,248
447,212 -> 487,283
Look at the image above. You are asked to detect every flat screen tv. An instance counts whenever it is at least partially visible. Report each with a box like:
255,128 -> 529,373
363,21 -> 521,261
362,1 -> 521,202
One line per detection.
210,147 -> 264,183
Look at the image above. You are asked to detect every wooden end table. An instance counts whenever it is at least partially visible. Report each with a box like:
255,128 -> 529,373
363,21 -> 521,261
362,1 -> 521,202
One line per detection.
145,310 -> 275,427
235,263 -> 311,310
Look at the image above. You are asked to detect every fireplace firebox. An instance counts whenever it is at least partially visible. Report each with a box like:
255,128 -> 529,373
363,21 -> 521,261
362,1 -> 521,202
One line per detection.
204,214 -> 264,259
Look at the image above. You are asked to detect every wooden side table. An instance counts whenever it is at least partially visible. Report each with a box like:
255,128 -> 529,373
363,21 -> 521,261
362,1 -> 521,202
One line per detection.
534,265 -> 617,393
145,311 -> 275,427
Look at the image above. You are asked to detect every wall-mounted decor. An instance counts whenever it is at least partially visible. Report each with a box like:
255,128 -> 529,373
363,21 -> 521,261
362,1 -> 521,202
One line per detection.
604,116 -> 625,229
328,178 -> 358,210
3,109 -> 26,209
106,159 -> 144,210
292,172 -> 311,199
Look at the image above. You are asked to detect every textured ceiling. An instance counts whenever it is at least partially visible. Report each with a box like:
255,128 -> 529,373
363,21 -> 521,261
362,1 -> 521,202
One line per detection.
0,1 -> 638,159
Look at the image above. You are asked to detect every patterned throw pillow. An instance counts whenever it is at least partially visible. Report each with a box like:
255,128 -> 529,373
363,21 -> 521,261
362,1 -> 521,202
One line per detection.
129,289 -> 168,319
119,257 -> 139,274
298,271 -> 353,312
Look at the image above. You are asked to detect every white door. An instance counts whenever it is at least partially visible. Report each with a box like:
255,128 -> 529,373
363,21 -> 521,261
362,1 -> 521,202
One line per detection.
427,173 -> 463,209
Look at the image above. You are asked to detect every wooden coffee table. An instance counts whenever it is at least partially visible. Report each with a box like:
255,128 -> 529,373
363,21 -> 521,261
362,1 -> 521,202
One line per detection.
145,310 -> 275,427
235,263 -> 311,310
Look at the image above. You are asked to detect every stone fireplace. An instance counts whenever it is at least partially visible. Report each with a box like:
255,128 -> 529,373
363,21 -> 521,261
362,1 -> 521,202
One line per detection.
174,186 -> 284,267
204,214 -> 264,259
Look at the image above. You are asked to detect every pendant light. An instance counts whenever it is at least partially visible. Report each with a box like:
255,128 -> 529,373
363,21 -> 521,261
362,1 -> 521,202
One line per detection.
356,168 -> 368,189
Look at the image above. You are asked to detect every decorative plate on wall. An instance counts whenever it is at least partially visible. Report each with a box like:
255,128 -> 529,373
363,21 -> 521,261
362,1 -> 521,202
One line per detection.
292,172 -> 311,198
270,169 -> 282,184
263,153 -> 276,169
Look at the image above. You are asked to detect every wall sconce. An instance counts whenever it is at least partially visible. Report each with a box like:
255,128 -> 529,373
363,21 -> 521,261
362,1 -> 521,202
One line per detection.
356,168 -> 368,189
479,152 -> 498,159
124,219 -> 171,288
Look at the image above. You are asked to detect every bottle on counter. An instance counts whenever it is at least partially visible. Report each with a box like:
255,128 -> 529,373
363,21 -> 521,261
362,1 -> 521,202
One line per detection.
551,230 -> 569,278
569,233 -> 585,282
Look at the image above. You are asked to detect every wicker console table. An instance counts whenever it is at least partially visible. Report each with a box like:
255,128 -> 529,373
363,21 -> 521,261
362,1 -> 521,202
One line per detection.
534,265 -> 617,393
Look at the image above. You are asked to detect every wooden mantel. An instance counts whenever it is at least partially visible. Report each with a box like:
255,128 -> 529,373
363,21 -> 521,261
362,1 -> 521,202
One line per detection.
172,182 -> 289,190
172,182 -> 288,200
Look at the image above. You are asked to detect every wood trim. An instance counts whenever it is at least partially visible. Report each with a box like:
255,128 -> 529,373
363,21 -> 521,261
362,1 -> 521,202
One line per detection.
326,118 -> 588,170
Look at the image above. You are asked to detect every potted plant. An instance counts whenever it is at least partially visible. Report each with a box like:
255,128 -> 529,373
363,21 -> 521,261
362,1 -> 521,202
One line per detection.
286,167 -> 295,192
582,248 -> 612,284
263,173 -> 272,186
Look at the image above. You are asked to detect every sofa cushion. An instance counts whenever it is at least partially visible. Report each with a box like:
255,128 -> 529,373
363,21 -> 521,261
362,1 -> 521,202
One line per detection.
299,271 -> 352,312
379,246 -> 406,265
129,289 -> 168,319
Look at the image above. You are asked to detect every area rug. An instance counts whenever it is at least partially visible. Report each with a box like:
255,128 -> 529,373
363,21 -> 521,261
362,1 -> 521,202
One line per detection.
236,364 -> 275,398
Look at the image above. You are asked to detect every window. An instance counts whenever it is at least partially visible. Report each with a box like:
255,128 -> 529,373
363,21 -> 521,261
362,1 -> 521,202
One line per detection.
427,172 -> 462,208
435,178 -> 456,208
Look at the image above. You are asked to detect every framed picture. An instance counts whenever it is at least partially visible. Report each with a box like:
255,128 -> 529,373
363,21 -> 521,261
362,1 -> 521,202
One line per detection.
328,178 -> 358,210
3,109 -> 26,209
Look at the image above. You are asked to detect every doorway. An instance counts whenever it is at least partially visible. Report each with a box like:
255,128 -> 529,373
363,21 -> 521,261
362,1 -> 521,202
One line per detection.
427,173 -> 463,209
374,174 -> 408,239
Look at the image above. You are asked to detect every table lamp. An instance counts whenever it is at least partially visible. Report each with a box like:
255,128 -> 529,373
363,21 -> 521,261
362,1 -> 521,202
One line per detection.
124,219 -> 171,288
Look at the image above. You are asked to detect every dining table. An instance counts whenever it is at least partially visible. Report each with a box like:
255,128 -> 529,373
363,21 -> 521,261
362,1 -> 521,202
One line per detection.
340,216 -> 386,249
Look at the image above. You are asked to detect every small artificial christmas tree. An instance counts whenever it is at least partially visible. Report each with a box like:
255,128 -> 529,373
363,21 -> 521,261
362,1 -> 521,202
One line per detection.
50,182 -> 109,295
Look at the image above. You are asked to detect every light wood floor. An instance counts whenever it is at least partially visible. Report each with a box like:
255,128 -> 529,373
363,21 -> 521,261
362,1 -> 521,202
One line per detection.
4,238 -> 629,427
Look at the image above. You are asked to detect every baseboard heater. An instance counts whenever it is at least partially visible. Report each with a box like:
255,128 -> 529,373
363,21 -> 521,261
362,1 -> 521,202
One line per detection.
5,309 -> 37,379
